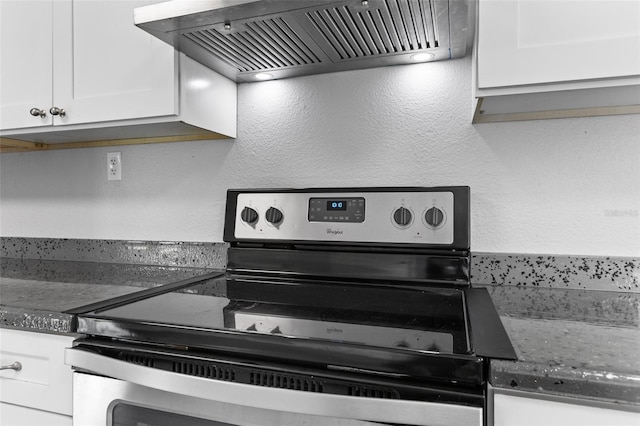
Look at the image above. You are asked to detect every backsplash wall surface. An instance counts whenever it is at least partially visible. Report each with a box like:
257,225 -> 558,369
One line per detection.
0,56 -> 638,256
2,237 -> 637,292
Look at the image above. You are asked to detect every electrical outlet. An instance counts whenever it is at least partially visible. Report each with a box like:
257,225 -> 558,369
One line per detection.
107,152 -> 122,181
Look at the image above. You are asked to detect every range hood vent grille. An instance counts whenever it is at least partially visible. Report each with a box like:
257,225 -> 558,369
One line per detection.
307,0 -> 439,60
184,17 -> 321,73
135,0 -> 469,82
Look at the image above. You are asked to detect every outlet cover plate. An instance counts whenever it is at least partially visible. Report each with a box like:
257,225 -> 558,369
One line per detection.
107,152 -> 122,181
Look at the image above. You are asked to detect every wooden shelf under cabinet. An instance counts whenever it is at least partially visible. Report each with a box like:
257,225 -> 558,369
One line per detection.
0,122 -> 231,153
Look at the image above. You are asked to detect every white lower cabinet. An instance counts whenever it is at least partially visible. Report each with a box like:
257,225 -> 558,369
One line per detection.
491,388 -> 640,426
0,403 -> 72,426
0,328 -> 76,425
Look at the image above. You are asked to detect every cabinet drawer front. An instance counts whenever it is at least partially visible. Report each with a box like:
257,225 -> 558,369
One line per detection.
0,329 -> 75,415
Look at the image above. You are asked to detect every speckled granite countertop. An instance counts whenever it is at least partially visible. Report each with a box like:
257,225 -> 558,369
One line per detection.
1,238 -> 639,407
0,257 -> 224,333
486,285 -> 640,405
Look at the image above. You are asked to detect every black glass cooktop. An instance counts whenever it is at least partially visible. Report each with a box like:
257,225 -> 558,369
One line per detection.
79,276 -> 471,356
74,275 -> 518,385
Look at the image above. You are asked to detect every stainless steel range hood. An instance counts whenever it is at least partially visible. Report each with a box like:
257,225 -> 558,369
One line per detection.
134,0 -> 471,82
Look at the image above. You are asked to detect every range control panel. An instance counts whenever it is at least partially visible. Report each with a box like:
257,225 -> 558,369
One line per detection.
226,188 -> 469,247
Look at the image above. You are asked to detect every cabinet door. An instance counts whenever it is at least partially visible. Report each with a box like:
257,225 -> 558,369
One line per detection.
493,393 -> 640,426
0,329 -> 75,415
0,402 -> 71,426
0,1 -> 54,130
53,0 -> 177,126
477,1 -> 640,88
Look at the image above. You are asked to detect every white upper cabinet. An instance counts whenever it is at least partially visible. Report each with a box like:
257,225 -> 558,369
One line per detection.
0,0 -> 237,151
477,1 -> 640,88
474,0 -> 640,123
0,1 -> 54,129
53,0 -> 177,126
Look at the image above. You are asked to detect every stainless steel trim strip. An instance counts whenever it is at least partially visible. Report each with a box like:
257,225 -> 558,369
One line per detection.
66,348 -> 482,426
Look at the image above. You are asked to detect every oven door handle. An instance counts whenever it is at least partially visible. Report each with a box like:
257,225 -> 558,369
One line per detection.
65,347 -> 481,426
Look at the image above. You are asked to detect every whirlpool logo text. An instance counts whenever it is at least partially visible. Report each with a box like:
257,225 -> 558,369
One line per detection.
326,228 -> 344,235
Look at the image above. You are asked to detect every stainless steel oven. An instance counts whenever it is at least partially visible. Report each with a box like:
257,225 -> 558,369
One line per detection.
71,358 -> 481,426
66,187 -> 516,426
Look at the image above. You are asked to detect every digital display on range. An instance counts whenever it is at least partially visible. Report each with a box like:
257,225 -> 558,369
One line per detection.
326,200 -> 347,211
308,197 -> 365,223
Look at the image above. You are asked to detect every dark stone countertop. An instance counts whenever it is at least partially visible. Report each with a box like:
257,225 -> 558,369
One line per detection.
1,253 -> 638,407
486,285 -> 640,406
0,257 -> 224,333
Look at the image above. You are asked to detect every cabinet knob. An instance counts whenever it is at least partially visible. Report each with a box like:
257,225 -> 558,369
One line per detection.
29,108 -> 47,118
49,106 -> 66,117
0,361 -> 22,371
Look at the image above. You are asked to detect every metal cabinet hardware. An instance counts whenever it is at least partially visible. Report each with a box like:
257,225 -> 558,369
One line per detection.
49,106 -> 66,117
29,108 -> 47,118
0,361 -> 22,371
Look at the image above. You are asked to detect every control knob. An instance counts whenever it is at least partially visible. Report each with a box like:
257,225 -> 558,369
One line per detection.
265,207 -> 283,225
240,207 -> 259,224
392,207 -> 412,227
424,207 -> 444,227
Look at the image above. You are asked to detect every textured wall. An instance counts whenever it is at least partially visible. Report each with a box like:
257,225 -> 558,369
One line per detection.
1,56 -> 638,256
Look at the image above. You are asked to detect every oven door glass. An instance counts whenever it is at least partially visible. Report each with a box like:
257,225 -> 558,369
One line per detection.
110,402 -> 384,426
113,404 -> 232,426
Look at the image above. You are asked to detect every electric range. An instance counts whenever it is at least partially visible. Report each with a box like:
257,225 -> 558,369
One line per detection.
66,187 -> 516,426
